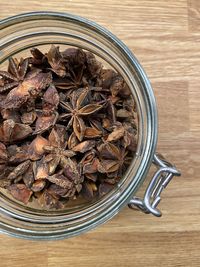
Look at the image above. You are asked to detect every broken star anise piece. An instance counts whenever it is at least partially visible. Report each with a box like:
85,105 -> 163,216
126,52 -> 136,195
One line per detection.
7,160 -> 31,180
1,108 -> 21,123
62,48 -> 86,67
33,84 -> 59,134
33,156 -> 49,180
46,157 -> 84,196
31,179 -> 46,192
23,162 -> 34,188
83,154 -> 100,181
43,84 -> 60,110
38,189 -> 64,209
99,182 -> 114,197
29,48 -> 47,65
106,123 -> 125,142
72,140 -> 95,153
0,142 -> 8,164
8,184 -> 33,204
28,135 -> 49,161
48,184 -> 69,198
47,165 -> 82,198
21,111 -> 37,125
81,181 -> 98,200
46,45 -> 67,77
61,48 -> 86,88
85,51 -> 102,78
34,110 -> 58,135
0,120 -> 32,143
46,172 -> 73,189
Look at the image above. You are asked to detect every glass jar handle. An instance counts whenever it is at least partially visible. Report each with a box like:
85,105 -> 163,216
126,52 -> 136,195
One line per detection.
128,153 -> 181,217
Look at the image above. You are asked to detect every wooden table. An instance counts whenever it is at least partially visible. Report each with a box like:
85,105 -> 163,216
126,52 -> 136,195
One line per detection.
0,1 -> 200,266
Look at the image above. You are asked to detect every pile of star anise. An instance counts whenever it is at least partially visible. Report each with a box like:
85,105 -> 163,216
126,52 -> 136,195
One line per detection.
0,45 -> 137,209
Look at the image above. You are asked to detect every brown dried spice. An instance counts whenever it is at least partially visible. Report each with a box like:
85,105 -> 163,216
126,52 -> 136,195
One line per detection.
72,140 -> 95,153
0,142 -> 8,164
0,45 -> 137,209
8,144 -> 30,164
0,120 -> 32,143
0,57 -> 29,93
7,160 -> 31,180
59,88 -> 104,141
38,189 -> 64,209
8,184 -> 32,204
33,156 -> 49,180
21,111 -> 37,125
23,162 -> 34,188
1,109 -> 21,123
46,45 -> 67,77
2,71 -> 52,109
28,135 -> 49,161
97,142 -> 132,177
43,126 -> 75,174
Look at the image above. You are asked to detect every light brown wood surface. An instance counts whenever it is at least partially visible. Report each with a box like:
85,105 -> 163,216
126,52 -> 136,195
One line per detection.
0,1 -> 200,266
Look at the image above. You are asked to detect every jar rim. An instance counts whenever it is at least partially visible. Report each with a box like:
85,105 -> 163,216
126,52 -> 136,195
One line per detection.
0,12 -> 158,240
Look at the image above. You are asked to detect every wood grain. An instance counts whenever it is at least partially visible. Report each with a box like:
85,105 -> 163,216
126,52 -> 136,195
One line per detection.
0,1 -> 200,266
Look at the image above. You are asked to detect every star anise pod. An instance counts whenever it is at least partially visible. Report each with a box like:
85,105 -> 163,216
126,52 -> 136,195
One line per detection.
59,88 -> 104,141
43,125 -> 76,174
54,48 -> 87,91
0,57 -> 29,93
67,132 -> 79,149
97,142 -> 132,177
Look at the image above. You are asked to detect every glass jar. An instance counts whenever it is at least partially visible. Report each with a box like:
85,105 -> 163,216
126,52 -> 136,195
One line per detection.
0,12 -> 180,240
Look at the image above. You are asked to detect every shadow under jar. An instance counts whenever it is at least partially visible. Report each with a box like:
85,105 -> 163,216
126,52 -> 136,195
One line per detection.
0,12 -> 180,240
